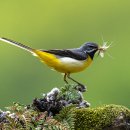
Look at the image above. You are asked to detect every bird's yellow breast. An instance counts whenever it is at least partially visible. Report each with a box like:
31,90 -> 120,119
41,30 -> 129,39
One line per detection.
34,50 -> 92,73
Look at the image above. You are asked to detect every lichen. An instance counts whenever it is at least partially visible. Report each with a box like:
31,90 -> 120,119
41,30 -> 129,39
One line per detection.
32,84 -> 90,116
73,104 -> 130,130
1,84 -> 130,130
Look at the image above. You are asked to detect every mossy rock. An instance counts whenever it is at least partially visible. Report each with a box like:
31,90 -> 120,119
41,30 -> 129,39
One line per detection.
73,104 -> 130,130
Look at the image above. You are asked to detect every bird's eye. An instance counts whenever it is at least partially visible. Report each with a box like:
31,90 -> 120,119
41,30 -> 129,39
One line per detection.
89,46 -> 93,48
88,45 -> 94,49
89,45 -> 96,48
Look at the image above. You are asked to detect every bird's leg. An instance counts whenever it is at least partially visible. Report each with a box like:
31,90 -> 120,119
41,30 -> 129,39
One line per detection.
67,74 -> 86,92
64,73 -> 68,84
67,74 -> 82,85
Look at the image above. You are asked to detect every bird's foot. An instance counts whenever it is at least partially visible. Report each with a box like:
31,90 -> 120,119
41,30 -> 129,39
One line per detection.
75,84 -> 87,92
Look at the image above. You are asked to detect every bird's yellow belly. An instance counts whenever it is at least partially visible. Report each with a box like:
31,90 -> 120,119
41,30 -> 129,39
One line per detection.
55,56 -> 92,73
34,50 -> 92,73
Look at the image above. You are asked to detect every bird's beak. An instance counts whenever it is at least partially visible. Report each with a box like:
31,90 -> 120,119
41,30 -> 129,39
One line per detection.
97,43 -> 110,58
98,46 -> 105,52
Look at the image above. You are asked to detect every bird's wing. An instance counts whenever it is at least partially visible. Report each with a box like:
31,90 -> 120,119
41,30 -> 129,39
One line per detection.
40,49 -> 87,60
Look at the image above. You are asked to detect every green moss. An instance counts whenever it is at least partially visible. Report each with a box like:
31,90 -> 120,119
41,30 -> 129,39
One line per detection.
73,104 -> 130,130
1,85 -> 130,129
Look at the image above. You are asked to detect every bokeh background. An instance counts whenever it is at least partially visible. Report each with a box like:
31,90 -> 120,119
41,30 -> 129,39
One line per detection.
0,0 -> 130,109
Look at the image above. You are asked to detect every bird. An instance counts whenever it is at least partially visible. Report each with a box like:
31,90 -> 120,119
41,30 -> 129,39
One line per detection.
0,37 -> 102,91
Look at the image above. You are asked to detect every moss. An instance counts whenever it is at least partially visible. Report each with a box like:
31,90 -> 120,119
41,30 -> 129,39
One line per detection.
73,104 -> 130,130
1,85 -> 130,129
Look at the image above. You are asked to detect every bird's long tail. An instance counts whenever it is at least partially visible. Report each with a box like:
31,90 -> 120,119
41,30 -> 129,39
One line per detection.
0,37 -> 35,54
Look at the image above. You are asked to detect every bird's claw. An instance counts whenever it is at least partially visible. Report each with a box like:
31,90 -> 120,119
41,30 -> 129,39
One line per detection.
75,84 -> 87,92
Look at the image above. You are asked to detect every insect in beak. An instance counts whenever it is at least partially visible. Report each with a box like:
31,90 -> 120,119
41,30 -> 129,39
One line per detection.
97,42 -> 111,58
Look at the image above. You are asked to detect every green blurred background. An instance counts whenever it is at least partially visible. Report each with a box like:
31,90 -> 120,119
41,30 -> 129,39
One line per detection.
0,0 -> 130,109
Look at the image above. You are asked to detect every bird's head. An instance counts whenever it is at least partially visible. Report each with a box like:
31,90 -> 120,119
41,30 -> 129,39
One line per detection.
81,42 -> 111,59
81,42 -> 98,59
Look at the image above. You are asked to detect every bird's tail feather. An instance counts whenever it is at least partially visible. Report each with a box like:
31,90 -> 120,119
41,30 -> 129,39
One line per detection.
0,37 -> 35,53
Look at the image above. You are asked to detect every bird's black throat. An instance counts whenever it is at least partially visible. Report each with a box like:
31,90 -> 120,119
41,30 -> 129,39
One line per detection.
87,50 -> 97,59
80,42 -> 98,59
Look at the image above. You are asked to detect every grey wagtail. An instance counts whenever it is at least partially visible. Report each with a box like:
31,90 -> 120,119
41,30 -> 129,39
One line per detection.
0,37 -> 108,91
